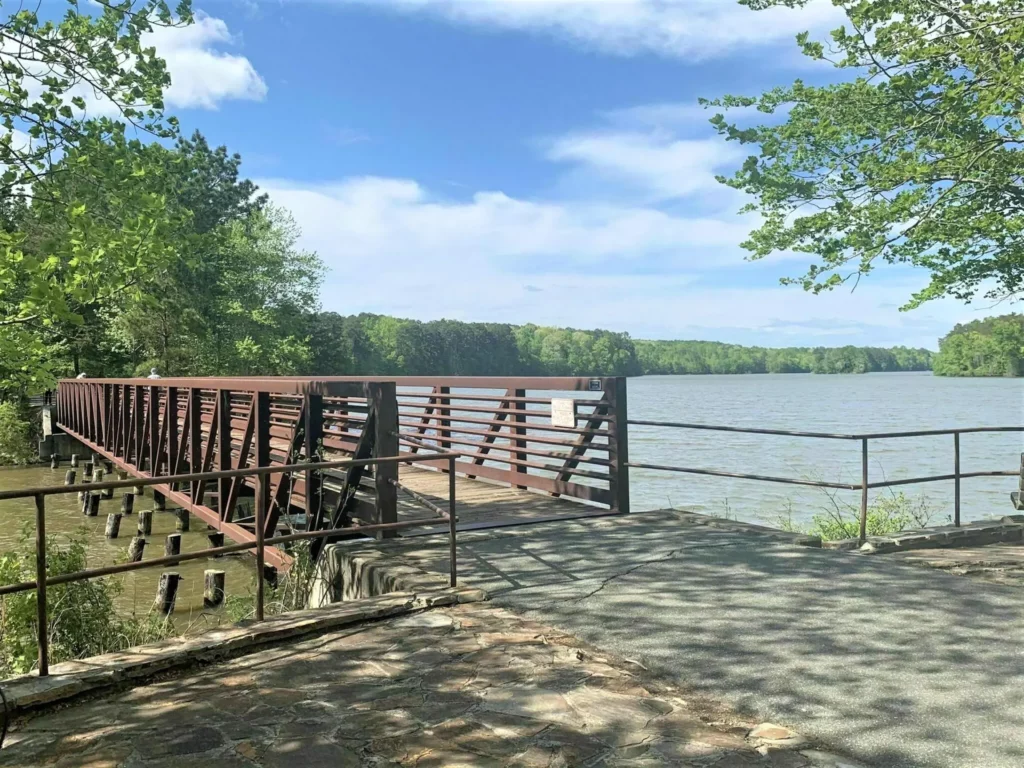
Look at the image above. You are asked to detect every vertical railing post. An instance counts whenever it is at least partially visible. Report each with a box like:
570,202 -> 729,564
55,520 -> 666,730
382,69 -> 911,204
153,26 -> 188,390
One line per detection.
953,432 -> 961,527
34,493 -> 49,677
449,455 -> 457,588
147,385 -> 160,473
217,390 -> 232,521
304,393 -> 324,527
439,385 -> 451,454
189,388 -> 202,501
605,377 -> 630,514
367,382 -> 398,537
254,391 -> 270,622
512,389 -> 528,490
859,438 -> 869,544
133,385 -> 144,467
167,387 -> 179,480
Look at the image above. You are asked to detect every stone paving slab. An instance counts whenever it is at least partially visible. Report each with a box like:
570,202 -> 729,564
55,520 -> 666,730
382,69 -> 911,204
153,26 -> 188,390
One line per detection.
891,542 -> 1024,586
1,603 -> 865,768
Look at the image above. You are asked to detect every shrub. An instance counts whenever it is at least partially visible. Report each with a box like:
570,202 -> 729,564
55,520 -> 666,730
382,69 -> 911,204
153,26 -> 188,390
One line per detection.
770,491 -> 938,542
0,532 -> 169,677
0,401 -> 36,465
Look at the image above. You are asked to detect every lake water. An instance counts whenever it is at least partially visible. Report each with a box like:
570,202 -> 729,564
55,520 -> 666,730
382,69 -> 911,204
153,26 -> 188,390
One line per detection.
0,372 -> 1020,621
629,372 -> 1023,526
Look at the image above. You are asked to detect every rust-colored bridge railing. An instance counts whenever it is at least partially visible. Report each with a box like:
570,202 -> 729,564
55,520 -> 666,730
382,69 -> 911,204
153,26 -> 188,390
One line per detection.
0,452 -> 460,678
55,376 -> 629,563
627,420 -> 1023,543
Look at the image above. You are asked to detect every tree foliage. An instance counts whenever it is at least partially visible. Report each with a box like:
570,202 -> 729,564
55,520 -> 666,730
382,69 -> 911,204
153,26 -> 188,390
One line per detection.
309,313 -> 933,377
0,0 -> 192,394
709,0 -> 1024,308
932,313 -> 1024,376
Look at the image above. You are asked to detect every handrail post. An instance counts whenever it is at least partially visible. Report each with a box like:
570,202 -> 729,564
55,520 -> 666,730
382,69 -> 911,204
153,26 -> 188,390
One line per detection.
254,391 -> 270,622
449,456 -> 457,588
368,381 -> 398,538
34,493 -> 49,676
606,377 -> 630,514
859,438 -> 869,544
953,432 -> 961,527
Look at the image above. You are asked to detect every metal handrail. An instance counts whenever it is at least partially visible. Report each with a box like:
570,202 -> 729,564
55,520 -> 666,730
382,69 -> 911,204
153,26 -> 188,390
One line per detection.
627,421 -> 1023,543
0,451 -> 462,678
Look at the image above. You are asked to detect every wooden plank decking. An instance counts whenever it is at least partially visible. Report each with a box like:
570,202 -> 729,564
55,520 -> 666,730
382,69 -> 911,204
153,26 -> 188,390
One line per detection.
394,465 -> 621,534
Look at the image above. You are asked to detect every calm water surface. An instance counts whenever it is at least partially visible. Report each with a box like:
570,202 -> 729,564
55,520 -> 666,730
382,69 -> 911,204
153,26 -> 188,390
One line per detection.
629,372 -> 1023,525
0,470 -> 255,623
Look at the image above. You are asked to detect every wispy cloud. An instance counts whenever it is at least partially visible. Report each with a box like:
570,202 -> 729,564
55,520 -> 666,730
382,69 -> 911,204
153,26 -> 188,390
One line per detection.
329,0 -> 843,59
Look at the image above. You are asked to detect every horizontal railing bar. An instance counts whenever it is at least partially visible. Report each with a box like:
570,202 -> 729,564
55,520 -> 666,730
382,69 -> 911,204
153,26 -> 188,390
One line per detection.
629,420 -> 1024,440
396,432 -> 613,467
0,451 -> 461,502
0,516 -> 451,597
625,461 -> 860,490
65,376 -> 608,390
866,469 -> 1016,489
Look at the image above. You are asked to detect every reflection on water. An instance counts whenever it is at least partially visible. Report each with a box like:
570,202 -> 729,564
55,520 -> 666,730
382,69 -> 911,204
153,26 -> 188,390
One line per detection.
629,372 -> 1023,526
0,466 -> 256,626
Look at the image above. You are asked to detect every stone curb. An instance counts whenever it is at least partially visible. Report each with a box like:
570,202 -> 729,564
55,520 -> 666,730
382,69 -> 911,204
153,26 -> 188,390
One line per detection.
824,517 -> 1024,555
0,586 -> 486,716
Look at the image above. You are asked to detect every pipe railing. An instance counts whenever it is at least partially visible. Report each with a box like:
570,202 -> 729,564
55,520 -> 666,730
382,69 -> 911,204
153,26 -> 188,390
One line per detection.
626,421 -> 1023,544
0,450 -> 461,678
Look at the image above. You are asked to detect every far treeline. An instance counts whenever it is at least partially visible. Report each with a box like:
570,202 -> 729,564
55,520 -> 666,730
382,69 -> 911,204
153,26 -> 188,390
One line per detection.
932,314 -> 1024,378
310,314 -> 934,377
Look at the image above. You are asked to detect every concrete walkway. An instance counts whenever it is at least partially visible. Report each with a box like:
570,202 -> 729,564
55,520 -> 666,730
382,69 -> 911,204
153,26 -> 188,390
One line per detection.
390,511 -> 1024,768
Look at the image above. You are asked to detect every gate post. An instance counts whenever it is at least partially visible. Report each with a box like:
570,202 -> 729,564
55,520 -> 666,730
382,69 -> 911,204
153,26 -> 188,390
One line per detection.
366,381 -> 398,536
606,377 -> 630,514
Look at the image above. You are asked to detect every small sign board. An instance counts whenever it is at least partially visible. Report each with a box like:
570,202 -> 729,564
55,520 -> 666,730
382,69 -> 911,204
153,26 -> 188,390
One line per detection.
551,398 -> 578,428
589,379 -> 602,392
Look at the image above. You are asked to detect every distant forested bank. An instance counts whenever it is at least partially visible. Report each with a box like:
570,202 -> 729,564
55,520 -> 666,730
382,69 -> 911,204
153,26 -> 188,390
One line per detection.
309,313 -> 934,377
932,314 -> 1024,377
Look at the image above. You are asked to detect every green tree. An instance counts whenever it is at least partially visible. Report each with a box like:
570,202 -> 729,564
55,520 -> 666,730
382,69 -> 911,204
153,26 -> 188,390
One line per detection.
708,0 -> 1024,309
0,0 -> 192,395
933,314 -> 1024,376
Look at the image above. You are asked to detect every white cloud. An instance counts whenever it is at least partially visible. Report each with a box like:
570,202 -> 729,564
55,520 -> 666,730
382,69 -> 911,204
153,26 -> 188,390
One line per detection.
547,131 -> 744,202
333,0 -> 844,59
262,176 -> 753,265
144,14 -> 267,109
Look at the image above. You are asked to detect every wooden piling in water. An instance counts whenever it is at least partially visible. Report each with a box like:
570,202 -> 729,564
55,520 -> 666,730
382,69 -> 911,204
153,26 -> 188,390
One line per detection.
127,536 -> 146,562
78,476 -> 90,501
165,533 -> 181,557
87,494 -> 100,517
64,469 -> 76,486
154,490 -> 166,510
155,572 -> 181,616
50,455 -> 59,469
120,493 -> 134,515
137,510 -> 153,536
103,460 -> 113,474
105,513 -> 122,539
208,532 -> 225,553
263,565 -> 278,590
175,509 -> 190,532
83,460 -> 93,477
133,485 -> 145,497
70,454 -> 79,468
204,570 -> 225,607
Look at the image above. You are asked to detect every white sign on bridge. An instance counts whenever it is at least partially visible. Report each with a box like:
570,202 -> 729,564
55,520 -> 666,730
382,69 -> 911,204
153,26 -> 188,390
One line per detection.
551,398 -> 578,428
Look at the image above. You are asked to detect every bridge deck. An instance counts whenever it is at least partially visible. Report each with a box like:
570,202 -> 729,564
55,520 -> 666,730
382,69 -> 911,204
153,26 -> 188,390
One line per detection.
395,466 -> 620,534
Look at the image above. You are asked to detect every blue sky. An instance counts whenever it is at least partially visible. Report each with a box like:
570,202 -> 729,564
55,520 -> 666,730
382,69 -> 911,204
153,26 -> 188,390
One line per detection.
147,0 -> 1000,350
